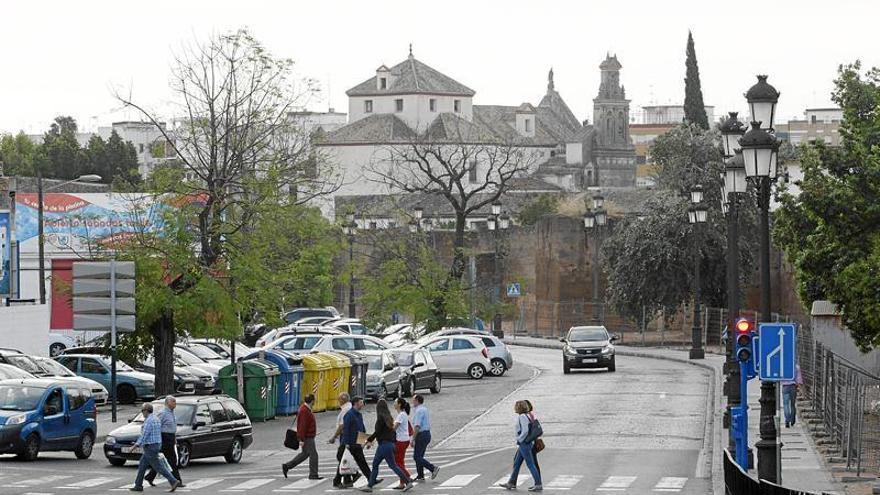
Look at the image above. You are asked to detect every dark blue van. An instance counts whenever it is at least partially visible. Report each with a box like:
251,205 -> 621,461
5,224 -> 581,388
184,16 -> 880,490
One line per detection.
0,378 -> 98,460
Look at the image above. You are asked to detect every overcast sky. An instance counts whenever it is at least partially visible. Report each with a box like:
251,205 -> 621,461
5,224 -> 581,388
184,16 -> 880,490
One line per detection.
2,0 -> 877,134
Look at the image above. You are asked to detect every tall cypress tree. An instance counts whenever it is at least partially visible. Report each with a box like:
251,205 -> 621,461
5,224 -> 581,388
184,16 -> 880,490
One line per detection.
684,31 -> 709,129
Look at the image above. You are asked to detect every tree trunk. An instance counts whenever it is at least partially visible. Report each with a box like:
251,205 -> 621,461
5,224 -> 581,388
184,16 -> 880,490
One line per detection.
152,313 -> 176,396
450,211 -> 467,280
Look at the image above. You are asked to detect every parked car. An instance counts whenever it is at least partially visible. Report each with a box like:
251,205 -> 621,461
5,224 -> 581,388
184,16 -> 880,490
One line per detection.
243,323 -> 269,347
178,343 -> 227,366
385,324 -> 427,347
327,319 -> 371,335
559,325 -> 618,373
379,323 -> 412,337
0,348 -> 51,377
269,333 -> 390,354
55,354 -> 156,404
59,345 -> 107,356
362,350 -> 403,400
31,356 -> 109,405
0,378 -> 97,460
282,307 -> 340,325
0,363 -> 35,380
416,329 -> 513,377
418,336 -> 491,380
173,346 -> 225,377
132,357 -> 200,396
188,339 -> 253,361
292,316 -> 340,326
48,333 -> 77,357
391,348 -> 441,396
103,395 -> 253,468
258,326 -> 344,349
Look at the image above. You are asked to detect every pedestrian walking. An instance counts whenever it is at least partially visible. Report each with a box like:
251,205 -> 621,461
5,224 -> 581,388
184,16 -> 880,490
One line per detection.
282,394 -> 321,480
392,398 -> 412,488
341,397 -> 375,487
783,364 -> 804,427
329,393 -> 354,488
497,400 -> 542,492
358,399 -> 413,492
145,396 -> 184,488
410,394 -> 438,481
524,400 -> 540,475
129,403 -> 180,492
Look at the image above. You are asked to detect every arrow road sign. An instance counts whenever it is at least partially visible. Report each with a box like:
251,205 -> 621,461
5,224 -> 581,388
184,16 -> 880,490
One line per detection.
758,323 -> 797,381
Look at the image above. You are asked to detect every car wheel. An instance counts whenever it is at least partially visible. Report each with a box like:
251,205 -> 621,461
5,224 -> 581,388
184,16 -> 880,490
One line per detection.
49,342 -> 66,357
117,384 -> 137,404
430,374 -> 441,394
224,437 -> 243,464
109,457 -> 127,467
467,364 -> 486,380
74,431 -> 94,459
17,433 -> 40,461
489,359 -> 507,377
177,442 -> 192,468
563,361 -> 571,374
608,358 -> 616,372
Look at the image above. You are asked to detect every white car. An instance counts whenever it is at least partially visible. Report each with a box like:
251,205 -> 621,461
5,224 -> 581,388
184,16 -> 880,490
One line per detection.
417,335 -> 492,380
270,333 -> 390,354
31,356 -> 110,405
188,339 -> 254,361
49,333 -> 78,357
384,324 -> 426,348
416,328 -> 513,376
327,319 -> 371,335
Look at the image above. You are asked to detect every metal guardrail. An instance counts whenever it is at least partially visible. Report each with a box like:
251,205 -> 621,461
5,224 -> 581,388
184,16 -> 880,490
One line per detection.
724,449 -> 833,494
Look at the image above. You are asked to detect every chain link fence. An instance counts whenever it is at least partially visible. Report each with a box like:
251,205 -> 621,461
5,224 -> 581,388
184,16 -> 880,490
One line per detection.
797,324 -> 880,476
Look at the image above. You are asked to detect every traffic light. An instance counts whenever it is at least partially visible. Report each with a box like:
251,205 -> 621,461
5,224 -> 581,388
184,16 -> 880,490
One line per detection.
734,318 -> 756,378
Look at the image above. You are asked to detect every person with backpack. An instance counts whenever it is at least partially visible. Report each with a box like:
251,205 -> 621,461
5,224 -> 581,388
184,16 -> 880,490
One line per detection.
357,399 -> 413,492
392,398 -> 412,488
282,394 -> 320,480
497,400 -> 542,492
524,400 -> 541,475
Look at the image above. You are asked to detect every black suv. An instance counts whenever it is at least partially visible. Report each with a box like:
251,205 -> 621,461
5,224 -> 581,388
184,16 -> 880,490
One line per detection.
103,395 -> 252,468
560,326 -> 618,373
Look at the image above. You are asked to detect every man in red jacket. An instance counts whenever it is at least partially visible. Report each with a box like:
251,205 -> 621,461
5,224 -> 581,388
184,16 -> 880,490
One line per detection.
282,394 -> 321,479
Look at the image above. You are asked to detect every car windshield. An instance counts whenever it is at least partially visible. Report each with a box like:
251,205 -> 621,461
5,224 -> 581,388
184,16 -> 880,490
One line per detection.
392,352 -> 413,366
0,385 -> 45,411
366,355 -> 383,370
279,336 -> 321,350
5,355 -> 46,375
116,360 -> 135,372
36,358 -> 76,377
186,345 -> 222,359
175,349 -> 206,365
568,328 -> 608,342
132,403 -> 196,424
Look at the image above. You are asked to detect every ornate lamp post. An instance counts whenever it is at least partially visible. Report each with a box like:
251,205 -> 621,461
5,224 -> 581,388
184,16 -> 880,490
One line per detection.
584,194 -> 607,323
740,74 -> 781,483
341,212 -> 357,318
719,111 -> 748,453
687,186 -> 707,360
487,205 -> 509,334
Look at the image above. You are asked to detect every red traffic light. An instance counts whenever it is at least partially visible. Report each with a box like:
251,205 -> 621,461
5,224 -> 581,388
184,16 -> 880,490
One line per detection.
735,318 -> 754,334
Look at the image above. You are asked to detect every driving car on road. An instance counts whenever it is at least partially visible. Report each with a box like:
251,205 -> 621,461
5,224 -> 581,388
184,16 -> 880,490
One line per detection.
0,378 -> 97,461
103,395 -> 253,468
418,336 -> 492,380
55,354 -> 156,404
560,325 -> 618,373
32,356 -> 109,405
362,350 -> 403,400
391,348 -> 441,396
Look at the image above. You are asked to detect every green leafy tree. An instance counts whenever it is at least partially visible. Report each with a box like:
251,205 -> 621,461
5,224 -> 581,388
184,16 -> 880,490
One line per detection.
683,31 -> 709,130
516,194 -> 560,226
774,62 -> 880,350
0,132 -> 39,176
41,116 -> 85,179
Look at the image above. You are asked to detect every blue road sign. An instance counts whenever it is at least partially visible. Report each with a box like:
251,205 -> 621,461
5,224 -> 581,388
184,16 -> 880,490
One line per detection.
506,283 -> 521,297
758,323 -> 797,381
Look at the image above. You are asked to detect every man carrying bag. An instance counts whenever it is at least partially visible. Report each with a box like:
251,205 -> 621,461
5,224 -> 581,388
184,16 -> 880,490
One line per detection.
282,394 -> 321,480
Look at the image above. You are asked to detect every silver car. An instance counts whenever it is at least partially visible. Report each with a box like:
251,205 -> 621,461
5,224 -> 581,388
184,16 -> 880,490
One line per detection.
416,328 -> 513,376
362,350 -> 403,400
418,336 -> 492,380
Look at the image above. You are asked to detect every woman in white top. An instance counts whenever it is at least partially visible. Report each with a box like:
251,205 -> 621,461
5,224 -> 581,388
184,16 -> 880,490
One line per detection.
393,398 -> 412,487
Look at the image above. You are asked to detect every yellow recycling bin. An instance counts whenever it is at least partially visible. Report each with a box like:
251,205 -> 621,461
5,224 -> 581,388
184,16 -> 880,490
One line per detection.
300,353 -> 333,413
322,352 -> 352,411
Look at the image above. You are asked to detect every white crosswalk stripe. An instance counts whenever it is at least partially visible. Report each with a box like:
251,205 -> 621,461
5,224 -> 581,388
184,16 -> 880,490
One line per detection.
653,477 -> 688,492
546,474 -> 583,490
274,477 -> 328,491
56,477 -> 120,489
220,478 -> 275,491
488,475 -> 532,489
3,475 -> 73,487
437,474 -> 480,489
597,476 -> 638,491
178,478 -> 226,490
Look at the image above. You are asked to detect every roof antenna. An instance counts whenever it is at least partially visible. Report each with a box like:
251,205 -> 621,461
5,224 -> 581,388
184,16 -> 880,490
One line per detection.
409,43 -> 413,58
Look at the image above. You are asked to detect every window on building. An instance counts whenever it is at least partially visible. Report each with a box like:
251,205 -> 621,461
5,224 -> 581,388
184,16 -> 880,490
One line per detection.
138,143 -> 144,153
429,99 -> 436,112
395,99 -> 404,112
468,161 -> 478,184
364,100 -> 373,113
524,118 -> 532,133
454,100 -> 461,113
380,77 -> 387,90
811,115 -> 817,124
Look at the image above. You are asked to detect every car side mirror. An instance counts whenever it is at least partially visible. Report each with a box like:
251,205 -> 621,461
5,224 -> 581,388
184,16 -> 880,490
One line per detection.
411,362 -> 424,369
194,421 -> 206,429
384,363 -> 394,371
610,334 -> 620,343
558,338 -> 566,343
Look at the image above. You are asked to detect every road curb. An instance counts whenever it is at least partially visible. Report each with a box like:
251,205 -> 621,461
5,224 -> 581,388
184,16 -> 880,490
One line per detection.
505,338 -> 725,494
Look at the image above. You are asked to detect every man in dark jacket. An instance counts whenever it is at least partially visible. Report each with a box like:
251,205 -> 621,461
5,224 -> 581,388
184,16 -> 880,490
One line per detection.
282,394 -> 321,479
340,397 -> 375,487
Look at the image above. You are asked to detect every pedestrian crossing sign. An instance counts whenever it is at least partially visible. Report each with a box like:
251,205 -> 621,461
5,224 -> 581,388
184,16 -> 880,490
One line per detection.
507,283 -> 521,297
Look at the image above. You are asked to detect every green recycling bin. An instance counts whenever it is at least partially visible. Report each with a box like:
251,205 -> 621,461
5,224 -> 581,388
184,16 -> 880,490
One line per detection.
218,359 -> 280,422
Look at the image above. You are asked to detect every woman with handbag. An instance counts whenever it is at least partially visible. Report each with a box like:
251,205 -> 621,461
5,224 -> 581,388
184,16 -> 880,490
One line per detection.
525,400 -> 543,475
497,400 -> 542,492
357,399 -> 413,492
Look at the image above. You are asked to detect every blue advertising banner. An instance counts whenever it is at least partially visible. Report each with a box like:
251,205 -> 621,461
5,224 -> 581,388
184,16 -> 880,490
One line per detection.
0,210 -> 11,297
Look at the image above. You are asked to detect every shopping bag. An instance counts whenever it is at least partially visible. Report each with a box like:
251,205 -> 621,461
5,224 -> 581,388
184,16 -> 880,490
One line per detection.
284,429 -> 300,450
339,447 -> 357,476
157,452 -> 173,474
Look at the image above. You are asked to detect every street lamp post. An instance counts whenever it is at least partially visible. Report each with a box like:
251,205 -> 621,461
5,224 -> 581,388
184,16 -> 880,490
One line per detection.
585,194 -> 606,323
342,212 -> 357,318
719,111 -> 748,454
487,203 -> 509,334
687,186 -> 707,360
37,173 -> 102,305
740,74 -> 781,483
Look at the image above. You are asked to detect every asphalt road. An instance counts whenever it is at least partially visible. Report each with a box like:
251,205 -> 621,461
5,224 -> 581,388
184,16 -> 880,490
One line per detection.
0,345 -> 713,494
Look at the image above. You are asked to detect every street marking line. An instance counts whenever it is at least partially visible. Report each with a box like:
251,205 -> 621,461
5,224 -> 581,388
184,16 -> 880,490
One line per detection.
547,475 -> 582,489
56,477 -> 119,489
653,477 -> 688,491
597,476 -> 637,491
221,478 -> 275,491
5,475 -> 73,487
488,476 -> 532,489
179,478 -> 226,490
439,474 -> 480,487
280,478 -> 328,490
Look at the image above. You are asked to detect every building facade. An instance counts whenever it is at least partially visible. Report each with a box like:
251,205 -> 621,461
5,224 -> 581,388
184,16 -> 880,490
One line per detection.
775,107 -> 842,146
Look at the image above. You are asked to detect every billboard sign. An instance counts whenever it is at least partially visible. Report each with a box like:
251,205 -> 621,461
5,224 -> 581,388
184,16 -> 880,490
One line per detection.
0,210 -> 11,297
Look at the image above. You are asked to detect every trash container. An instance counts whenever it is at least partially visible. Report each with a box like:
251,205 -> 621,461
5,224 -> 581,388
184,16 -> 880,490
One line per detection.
321,352 -> 351,411
300,353 -> 333,413
335,351 -> 368,400
218,360 -> 280,421
275,350 -> 304,412
243,350 -> 302,416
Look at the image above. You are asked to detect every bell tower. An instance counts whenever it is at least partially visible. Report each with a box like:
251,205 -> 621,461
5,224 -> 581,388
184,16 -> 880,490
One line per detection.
592,54 -> 637,187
